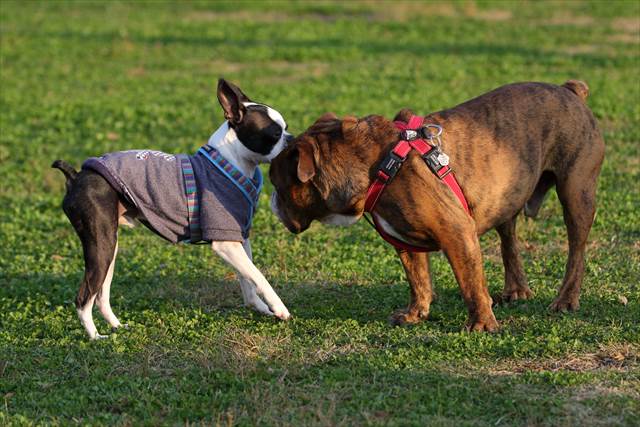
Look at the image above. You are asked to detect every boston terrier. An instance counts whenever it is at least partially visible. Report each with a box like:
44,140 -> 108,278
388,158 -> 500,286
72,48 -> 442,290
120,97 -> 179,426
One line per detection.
53,79 -> 292,339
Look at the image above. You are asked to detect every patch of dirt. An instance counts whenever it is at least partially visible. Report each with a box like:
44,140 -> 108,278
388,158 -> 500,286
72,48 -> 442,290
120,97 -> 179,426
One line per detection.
127,66 -> 146,77
370,2 -> 511,22
544,14 -> 594,27
182,10 -> 288,23
612,17 -> 640,34
371,2 -> 457,21
560,384 -> 640,427
607,33 -> 640,44
472,9 -> 512,22
183,59 -> 329,83
182,2 -> 513,25
571,384 -> 640,401
310,340 -> 371,364
562,45 -> 600,55
491,343 -> 639,375
185,58 -> 249,74
190,327 -> 293,377
193,326 -> 372,376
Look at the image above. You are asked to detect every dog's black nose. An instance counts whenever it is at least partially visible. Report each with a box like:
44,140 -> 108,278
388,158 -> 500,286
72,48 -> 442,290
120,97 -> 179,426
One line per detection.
285,133 -> 295,143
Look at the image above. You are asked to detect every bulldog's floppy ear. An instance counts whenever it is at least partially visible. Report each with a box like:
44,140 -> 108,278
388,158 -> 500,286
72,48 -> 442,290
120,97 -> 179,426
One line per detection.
296,140 -> 318,183
217,78 -> 250,125
341,115 -> 359,141
314,112 -> 339,125
393,108 -> 415,123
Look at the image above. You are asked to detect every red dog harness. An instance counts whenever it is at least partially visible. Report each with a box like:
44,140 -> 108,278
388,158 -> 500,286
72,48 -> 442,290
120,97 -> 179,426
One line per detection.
364,115 -> 470,252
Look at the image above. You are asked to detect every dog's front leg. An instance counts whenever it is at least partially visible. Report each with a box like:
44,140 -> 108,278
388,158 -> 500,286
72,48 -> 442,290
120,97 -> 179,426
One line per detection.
390,250 -> 434,326
239,239 -> 275,316
211,241 -> 290,320
442,231 -> 498,332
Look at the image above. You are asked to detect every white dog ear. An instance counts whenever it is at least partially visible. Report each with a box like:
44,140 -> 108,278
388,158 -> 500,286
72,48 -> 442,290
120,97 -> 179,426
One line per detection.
296,140 -> 318,183
217,79 -> 249,125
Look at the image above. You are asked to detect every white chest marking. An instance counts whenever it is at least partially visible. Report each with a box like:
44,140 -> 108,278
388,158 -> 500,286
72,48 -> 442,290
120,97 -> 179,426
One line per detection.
206,122 -> 259,177
373,213 -> 422,245
320,213 -> 361,227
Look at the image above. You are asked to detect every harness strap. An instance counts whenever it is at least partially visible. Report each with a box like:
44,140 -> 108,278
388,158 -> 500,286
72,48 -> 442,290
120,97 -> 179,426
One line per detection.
363,115 -> 471,252
398,124 -> 470,216
179,155 -> 202,243
198,145 -> 263,207
441,171 -> 469,214
364,213 -> 432,252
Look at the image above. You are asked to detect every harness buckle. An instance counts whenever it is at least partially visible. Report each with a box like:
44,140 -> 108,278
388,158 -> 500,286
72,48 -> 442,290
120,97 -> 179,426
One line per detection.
422,146 -> 450,178
379,151 -> 405,180
401,129 -> 419,141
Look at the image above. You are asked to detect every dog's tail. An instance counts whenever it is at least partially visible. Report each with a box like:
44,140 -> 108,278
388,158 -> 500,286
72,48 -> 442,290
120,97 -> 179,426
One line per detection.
562,80 -> 589,102
51,160 -> 78,190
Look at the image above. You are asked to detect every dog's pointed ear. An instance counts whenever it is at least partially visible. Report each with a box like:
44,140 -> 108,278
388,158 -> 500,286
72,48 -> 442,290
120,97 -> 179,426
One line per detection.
296,140 -> 318,183
217,78 -> 250,125
341,115 -> 359,141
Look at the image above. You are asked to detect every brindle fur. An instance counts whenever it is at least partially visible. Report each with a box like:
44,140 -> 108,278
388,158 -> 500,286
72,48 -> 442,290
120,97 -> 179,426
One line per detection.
270,81 -> 604,331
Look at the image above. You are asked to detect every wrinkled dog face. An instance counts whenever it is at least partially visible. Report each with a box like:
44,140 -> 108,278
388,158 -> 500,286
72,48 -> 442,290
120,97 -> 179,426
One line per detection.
269,114 -> 365,233
269,137 -> 327,234
217,79 -> 293,162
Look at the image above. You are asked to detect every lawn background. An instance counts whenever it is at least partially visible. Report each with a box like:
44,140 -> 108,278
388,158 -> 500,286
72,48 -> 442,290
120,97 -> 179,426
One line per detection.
1,1 -> 639,425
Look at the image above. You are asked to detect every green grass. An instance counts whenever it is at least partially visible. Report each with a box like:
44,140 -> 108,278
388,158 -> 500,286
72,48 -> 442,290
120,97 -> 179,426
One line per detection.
1,0 -> 639,425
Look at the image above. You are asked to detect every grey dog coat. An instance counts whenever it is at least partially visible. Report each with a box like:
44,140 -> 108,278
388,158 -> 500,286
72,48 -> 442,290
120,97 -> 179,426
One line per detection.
82,149 -> 260,243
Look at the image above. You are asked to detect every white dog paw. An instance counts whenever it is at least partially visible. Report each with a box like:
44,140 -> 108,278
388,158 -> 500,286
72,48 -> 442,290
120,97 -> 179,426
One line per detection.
94,333 -> 109,340
273,307 -> 291,321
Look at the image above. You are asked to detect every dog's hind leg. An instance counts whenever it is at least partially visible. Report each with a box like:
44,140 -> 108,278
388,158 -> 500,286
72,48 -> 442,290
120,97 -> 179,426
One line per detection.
76,294 -> 100,339
76,228 -> 117,339
549,140 -> 604,312
496,216 -> 533,302
96,239 -> 127,330
64,172 -> 120,339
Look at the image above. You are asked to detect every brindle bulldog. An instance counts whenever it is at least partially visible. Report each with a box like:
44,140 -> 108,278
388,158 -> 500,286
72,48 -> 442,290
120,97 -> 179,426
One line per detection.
269,80 -> 604,332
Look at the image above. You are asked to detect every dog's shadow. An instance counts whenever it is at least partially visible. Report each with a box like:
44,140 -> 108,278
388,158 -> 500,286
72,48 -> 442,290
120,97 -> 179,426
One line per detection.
272,280 -> 634,332
3,269 -> 632,337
